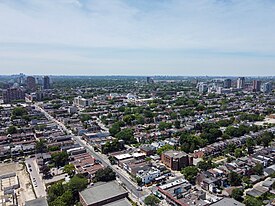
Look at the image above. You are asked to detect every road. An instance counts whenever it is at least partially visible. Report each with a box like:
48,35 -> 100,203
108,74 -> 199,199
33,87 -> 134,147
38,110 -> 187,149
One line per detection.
34,103 -> 148,201
25,158 -> 47,198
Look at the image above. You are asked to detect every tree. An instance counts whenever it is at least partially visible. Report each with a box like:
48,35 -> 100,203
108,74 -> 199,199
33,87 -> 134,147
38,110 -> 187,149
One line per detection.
136,176 -> 142,186
144,195 -> 160,206
246,138 -> 255,154
135,114 -> 145,124
108,156 -> 116,165
41,165 -> 51,178
94,167 -> 116,182
197,159 -> 213,171
35,139 -> 47,153
102,139 -> 124,154
47,182 -> 65,202
228,171 -> 242,186
180,133 -> 206,153
60,190 -> 74,206
225,143 -> 236,154
260,131 -> 274,147
80,114 -> 91,122
109,122 -> 121,136
252,163 -> 263,176
64,164 -> 75,177
158,121 -> 172,131
174,120 -> 181,129
156,144 -> 174,155
48,174 -> 88,206
49,197 -> 67,206
12,107 -> 27,116
170,112 -> 177,120
234,148 -> 243,158
181,166 -> 198,184
243,196 -> 262,206
231,188 -> 243,202
51,151 -> 69,167
7,126 -> 17,134
68,175 -> 88,196
115,128 -> 136,144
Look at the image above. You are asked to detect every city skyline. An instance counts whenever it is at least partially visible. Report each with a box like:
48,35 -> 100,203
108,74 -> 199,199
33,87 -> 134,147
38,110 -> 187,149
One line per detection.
0,0 -> 275,76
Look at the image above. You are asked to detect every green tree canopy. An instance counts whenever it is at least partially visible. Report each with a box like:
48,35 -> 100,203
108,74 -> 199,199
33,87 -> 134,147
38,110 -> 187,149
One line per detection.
64,164 -> 75,177
156,144 -> 174,155
252,163 -> 263,176
144,195 -> 160,206
243,196 -> 262,206
7,126 -> 17,134
115,128 -> 136,144
181,166 -> 198,184
94,167 -> 116,182
228,171 -> 242,186
51,151 -> 69,167
231,188 -> 243,202
12,107 -> 27,116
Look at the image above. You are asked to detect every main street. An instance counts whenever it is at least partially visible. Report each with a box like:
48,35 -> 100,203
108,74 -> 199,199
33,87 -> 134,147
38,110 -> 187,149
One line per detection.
34,103 -> 148,201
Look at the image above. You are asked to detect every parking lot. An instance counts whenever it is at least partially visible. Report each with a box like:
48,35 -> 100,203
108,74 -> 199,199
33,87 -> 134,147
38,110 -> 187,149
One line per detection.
25,158 -> 47,198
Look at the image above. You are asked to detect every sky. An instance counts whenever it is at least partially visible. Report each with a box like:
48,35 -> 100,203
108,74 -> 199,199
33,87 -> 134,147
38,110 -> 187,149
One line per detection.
0,0 -> 275,76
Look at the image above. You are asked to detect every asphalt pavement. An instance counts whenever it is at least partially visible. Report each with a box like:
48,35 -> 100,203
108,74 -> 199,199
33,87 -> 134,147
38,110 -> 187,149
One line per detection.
25,158 -> 47,198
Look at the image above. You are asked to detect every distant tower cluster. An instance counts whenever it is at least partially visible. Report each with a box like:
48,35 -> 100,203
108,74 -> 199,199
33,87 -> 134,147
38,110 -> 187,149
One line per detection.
43,76 -> 51,90
237,77 -> 245,89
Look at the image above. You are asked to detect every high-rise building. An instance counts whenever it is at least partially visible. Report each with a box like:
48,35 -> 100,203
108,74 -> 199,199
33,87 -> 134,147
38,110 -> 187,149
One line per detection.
73,96 -> 91,108
252,80 -> 262,92
2,87 -> 25,103
146,77 -> 154,84
43,76 -> 51,90
237,77 -> 245,89
223,78 -> 232,88
26,76 -> 36,91
17,73 -> 25,84
198,83 -> 208,93
261,82 -> 272,93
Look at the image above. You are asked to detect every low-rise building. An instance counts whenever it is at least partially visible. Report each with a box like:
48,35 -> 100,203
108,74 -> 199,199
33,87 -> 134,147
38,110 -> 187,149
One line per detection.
161,150 -> 193,171
79,181 -> 130,206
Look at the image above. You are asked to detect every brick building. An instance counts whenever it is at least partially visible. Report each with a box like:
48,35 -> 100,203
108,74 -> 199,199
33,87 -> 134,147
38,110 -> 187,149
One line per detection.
161,150 -> 193,171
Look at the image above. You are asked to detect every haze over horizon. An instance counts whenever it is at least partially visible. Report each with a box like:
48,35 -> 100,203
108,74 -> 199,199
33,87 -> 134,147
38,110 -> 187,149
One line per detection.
0,0 -> 275,76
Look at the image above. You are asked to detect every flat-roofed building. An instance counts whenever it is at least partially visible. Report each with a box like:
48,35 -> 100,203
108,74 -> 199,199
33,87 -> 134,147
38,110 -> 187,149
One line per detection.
161,150 -> 193,171
79,181 -> 129,206
25,197 -> 48,206
73,96 -> 91,108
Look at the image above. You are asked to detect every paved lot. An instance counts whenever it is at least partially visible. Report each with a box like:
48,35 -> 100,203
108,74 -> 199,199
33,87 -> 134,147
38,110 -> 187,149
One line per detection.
25,158 -> 46,198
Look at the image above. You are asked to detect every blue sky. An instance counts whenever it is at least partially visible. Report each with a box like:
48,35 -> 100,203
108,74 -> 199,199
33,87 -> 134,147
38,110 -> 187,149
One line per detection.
0,0 -> 275,76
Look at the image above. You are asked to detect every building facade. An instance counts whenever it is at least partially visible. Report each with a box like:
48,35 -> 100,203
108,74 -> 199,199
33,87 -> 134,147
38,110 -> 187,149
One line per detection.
2,87 -> 25,103
161,150 -> 193,171
252,80 -> 262,92
43,76 -> 51,90
237,77 -> 245,89
223,79 -> 232,88
26,76 -> 36,91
